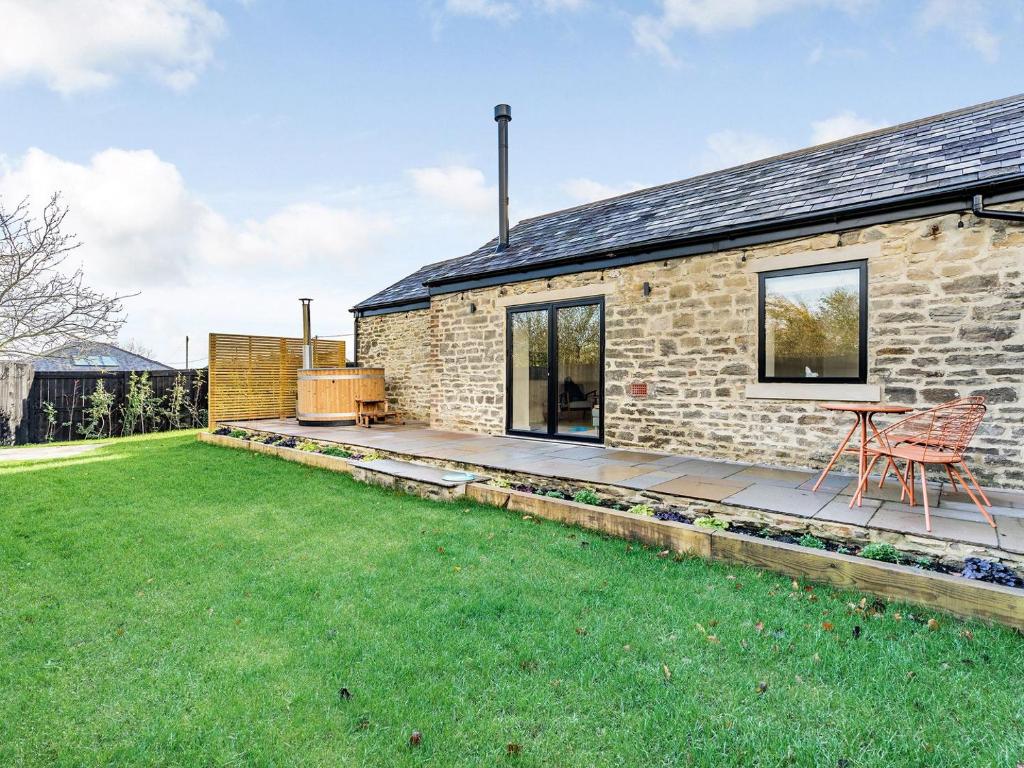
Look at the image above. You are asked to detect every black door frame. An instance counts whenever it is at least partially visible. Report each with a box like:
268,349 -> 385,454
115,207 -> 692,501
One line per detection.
505,296 -> 605,444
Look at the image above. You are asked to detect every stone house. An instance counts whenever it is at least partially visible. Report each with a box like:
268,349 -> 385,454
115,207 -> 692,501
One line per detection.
352,95 -> 1024,490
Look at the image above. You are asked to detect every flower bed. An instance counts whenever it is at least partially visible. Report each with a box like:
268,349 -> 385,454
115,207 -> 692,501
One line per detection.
495,481 -> 1023,590
211,426 -> 378,461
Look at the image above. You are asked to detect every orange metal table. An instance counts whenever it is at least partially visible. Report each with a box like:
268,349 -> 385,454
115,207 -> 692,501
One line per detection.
813,402 -> 912,503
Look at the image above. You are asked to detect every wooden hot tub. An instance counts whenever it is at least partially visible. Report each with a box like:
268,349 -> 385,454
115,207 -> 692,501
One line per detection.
296,367 -> 384,426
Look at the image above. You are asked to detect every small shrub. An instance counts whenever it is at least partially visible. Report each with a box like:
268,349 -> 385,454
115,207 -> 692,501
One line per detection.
318,446 -> 350,458
911,555 -> 933,568
654,509 -> 692,524
298,440 -> 321,452
228,428 -> 249,439
836,546 -> 852,555
277,437 -> 298,449
78,380 -> 116,439
41,401 -> 58,442
544,490 -> 565,500
961,557 -> 1023,588
493,477 -> 511,489
860,542 -> 900,563
798,534 -> 826,550
573,489 -> 601,506
213,426 -> 232,436
694,516 -> 728,530
628,503 -> 654,516
360,451 -> 382,462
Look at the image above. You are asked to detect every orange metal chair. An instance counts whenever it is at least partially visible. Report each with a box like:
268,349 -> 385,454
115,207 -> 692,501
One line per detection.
849,398 -> 994,531
874,396 -> 992,504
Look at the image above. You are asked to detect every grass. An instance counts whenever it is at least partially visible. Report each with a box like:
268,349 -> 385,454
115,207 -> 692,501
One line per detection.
1,432 -> 1023,767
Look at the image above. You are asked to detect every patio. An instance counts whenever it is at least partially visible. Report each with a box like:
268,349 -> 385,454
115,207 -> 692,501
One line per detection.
223,418 -> 1024,561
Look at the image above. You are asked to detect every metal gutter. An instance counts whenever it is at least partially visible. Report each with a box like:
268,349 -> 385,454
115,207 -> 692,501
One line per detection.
972,193 -> 1024,222
352,300 -> 431,317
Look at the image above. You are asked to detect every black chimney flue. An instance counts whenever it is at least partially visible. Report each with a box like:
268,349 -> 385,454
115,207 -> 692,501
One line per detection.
299,297 -> 313,369
494,104 -> 511,251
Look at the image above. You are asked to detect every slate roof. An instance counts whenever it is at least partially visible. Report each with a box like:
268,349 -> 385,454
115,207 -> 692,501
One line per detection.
32,342 -> 174,372
355,94 -> 1024,311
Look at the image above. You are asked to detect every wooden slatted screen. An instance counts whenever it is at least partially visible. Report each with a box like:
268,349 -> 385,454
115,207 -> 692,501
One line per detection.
208,333 -> 346,425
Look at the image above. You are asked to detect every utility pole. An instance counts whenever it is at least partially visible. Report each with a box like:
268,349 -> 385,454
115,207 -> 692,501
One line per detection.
185,335 -> 189,369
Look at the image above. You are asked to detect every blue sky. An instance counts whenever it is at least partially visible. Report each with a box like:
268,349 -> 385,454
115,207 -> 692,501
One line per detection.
2,0 -> 1022,365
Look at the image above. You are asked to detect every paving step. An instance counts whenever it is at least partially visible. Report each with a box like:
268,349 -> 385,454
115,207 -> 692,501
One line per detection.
348,458 -> 489,488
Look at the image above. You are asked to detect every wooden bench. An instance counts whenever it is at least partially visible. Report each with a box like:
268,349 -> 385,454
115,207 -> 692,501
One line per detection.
355,398 -> 404,428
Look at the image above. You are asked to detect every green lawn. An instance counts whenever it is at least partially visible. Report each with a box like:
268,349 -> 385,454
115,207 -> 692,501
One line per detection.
2,433 -> 1022,767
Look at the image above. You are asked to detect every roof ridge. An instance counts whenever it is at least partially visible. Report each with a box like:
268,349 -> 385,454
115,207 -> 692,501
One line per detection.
512,92 -> 1024,226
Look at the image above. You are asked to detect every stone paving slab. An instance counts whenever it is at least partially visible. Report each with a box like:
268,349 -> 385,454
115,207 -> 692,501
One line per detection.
669,458 -> 747,479
348,459 -> 486,488
798,472 -> 854,493
645,454 -> 703,469
841,478 -> 940,506
940,500 -> 1024,520
870,503 -> 999,547
994,516 -> 1024,554
546,446 -> 610,460
813,496 -> 880,526
729,465 -> 816,489
602,449 -> 665,464
564,463 -> 650,484
724,484 -> 835,517
616,470 -> 689,491
942,486 -> 1024,510
648,475 -> 751,501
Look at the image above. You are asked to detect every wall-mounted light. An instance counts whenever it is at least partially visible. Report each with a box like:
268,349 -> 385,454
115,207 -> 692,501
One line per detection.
642,282 -> 652,297
468,302 -> 477,314
740,252 -> 747,263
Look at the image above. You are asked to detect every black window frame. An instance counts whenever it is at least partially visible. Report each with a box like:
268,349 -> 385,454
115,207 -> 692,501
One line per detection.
505,296 -> 605,444
757,260 -> 868,385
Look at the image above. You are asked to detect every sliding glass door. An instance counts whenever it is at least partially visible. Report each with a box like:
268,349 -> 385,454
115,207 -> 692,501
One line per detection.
506,297 -> 604,442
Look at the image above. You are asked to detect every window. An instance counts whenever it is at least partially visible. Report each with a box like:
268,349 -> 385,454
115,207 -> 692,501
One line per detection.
758,260 -> 867,383
72,355 -> 118,367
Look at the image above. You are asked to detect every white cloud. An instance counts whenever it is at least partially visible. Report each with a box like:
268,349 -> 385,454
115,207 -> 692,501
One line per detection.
537,0 -> 588,10
918,0 -> 1000,63
440,0 -> 586,24
444,0 -> 520,23
0,148 -> 396,363
699,130 -> 785,172
561,178 -> 646,204
409,165 -> 494,214
632,0 -> 866,66
810,111 -> 888,144
0,0 -> 225,94
0,148 -> 206,282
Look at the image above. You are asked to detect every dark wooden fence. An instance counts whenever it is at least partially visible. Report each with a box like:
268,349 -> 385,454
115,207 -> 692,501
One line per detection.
15,369 -> 208,445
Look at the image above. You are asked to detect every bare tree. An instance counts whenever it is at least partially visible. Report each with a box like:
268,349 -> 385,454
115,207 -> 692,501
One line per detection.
0,194 -> 130,359
119,338 -> 156,359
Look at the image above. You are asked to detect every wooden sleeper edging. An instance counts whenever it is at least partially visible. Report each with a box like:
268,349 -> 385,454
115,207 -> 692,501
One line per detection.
199,431 -> 354,473
467,484 -> 1024,630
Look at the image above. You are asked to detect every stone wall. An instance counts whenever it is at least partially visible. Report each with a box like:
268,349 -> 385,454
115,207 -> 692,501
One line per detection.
357,207 -> 1024,488
355,309 -> 436,422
